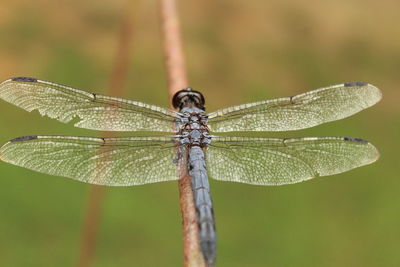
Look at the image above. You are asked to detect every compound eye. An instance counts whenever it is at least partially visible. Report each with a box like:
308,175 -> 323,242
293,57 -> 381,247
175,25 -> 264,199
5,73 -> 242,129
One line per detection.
172,89 -> 191,109
172,88 -> 205,110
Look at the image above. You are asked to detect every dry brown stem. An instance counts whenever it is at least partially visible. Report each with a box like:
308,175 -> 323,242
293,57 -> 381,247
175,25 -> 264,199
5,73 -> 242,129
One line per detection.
159,0 -> 206,266
76,11 -> 134,267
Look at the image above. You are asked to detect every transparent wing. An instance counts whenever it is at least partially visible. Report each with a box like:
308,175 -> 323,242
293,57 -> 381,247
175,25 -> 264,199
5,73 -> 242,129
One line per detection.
0,77 -> 179,132
208,82 -> 382,132
0,135 -> 179,186
206,136 -> 379,185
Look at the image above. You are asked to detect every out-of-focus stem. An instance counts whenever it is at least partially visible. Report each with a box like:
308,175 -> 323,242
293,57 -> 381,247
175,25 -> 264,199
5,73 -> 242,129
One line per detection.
76,10 -> 134,267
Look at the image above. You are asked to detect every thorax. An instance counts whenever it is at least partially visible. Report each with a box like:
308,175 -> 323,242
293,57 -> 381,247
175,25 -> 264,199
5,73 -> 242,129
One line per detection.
178,107 -> 210,147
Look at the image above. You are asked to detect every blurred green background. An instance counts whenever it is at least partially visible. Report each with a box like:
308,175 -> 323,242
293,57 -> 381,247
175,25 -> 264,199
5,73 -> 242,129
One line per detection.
0,0 -> 398,266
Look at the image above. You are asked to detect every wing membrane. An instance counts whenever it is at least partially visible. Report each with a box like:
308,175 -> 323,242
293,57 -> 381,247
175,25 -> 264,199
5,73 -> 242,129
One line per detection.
0,77 -> 179,132
206,136 -> 379,185
208,82 -> 382,132
0,135 -> 179,186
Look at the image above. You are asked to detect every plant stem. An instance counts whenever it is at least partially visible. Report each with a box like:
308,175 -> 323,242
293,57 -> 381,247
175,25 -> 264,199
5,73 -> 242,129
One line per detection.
159,0 -> 206,266
76,10 -> 134,267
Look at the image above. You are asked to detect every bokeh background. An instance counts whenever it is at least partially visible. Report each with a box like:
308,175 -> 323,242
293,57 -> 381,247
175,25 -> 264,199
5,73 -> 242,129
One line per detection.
0,0 -> 399,266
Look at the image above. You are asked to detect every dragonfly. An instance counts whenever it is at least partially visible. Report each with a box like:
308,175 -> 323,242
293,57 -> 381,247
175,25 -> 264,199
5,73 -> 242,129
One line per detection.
0,77 -> 381,266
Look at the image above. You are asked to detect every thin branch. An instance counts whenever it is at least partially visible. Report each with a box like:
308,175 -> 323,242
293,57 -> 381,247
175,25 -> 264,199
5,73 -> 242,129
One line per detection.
76,186 -> 104,267
159,0 -> 188,94
159,0 -> 206,266
76,10 -> 134,267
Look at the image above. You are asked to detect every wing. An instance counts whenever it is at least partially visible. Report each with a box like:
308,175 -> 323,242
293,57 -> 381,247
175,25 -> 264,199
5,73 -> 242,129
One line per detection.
0,77 -> 179,132
206,136 -> 379,185
208,82 -> 382,132
0,135 -> 179,186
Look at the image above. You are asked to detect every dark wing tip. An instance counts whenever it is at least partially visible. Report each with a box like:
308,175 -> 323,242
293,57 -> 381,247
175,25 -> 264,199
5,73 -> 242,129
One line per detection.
11,77 -> 38,82
343,137 -> 369,144
10,135 -> 38,142
344,81 -> 368,87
